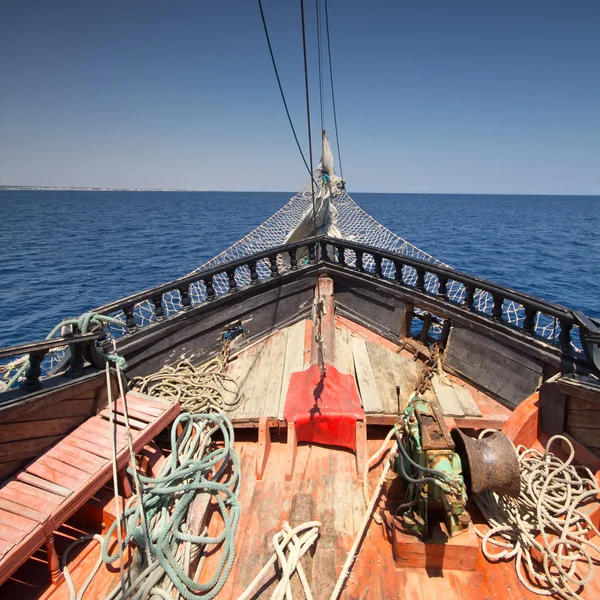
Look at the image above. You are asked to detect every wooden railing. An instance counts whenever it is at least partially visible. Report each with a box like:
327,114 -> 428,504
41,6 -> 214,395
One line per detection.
1,235 -> 596,393
0,333 -> 101,393
319,236 -> 579,353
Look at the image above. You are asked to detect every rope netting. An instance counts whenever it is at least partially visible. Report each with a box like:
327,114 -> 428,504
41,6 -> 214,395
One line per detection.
113,179 -> 577,347
0,180 -> 581,390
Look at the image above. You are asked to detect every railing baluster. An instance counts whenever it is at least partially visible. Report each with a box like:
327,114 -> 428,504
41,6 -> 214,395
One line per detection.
416,268 -> 426,292
374,254 -> 383,278
67,340 -> 86,378
464,285 -> 476,311
269,254 -> 280,277
152,294 -> 165,321
123,305 -> 138,333
178,285 -> 191,310
308,243 -> 316,264
437,275 -> 448,300
558,319 -> 573,353
204,276 -> 216,300
523,307 -> 537,335
393,260 -> 404,284
321,242 -> 330,262
20,350 -> 47,392
249,260 -> 259,284
492,294 -> 504,321
289,248 -> 298,270
336,245 -> 346,267
226,268 -> 237,292
356,250 -> 364,272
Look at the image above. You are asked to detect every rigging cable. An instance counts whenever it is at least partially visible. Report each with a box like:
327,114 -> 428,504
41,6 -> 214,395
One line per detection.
257,0 -> 314,181
323,0 -> 344,182
315,0 -> 325,136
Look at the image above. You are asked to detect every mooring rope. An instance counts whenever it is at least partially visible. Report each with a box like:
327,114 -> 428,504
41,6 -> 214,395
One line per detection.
132,357 -> 241,414
475,433 -> 600,600
102,411 -> 241,600
236,521 -> 322,600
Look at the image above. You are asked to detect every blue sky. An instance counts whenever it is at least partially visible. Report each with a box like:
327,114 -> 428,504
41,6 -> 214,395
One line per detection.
0,0 -> 598,194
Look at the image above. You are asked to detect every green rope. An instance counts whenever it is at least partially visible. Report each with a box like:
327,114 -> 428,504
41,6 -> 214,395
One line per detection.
101,412 -> 240,600
3,311 -> 127,390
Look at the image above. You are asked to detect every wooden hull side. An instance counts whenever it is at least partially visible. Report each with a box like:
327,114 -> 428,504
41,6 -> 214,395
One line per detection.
328,265 -> 564,410
117,266 -> 318,378
0,373 -> 106,481
540,375 -> 600,456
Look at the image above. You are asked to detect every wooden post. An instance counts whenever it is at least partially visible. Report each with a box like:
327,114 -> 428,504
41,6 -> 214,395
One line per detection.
355,420 -> 367,477
44,520 -> 62,585
285,422 -> 297,482
256,416 -> 272,481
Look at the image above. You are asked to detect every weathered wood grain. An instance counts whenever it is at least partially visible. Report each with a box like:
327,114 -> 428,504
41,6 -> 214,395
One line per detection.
351,337 -> 383,413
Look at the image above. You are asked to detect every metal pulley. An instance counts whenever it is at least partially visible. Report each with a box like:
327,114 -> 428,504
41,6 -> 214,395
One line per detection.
452,429 -> 521,497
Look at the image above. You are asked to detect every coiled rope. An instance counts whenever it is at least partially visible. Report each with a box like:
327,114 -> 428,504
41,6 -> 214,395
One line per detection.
475,433 -> 600,600
132,358 -> 241,414
102,411 -> 241,600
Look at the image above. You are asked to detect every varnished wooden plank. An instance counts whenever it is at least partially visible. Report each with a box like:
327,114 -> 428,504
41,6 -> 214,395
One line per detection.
566,426 -> 600,449
262,330 -> 287,418
62,437 -> 114,461
0,498 -> 49,523
25,462 -> 81,492
49,443 -> 105,470
0,416 -> 83,444
103,404 -> 154,424
115,395 -> 164,416
97,411 -> 147,430
540,382 -> 567,436
16,472 -> 71,498
37,456 -> 91,484
279,320 -> 306,419
0,538 -> 13,557
0,508 -> 39,533
2,481 -> 64,506
0,435 -> 64,463
351,337 -> 384,413
569,396 -> 600,411
0,522 -> 25,544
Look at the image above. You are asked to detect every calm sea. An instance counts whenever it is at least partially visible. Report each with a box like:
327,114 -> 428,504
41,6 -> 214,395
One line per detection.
0,191 -> 598,348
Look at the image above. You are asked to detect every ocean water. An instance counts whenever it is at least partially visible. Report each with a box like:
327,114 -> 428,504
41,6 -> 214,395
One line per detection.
0,190 -> 598,349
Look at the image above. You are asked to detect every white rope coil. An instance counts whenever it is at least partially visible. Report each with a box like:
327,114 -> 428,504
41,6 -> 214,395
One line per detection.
475,434 -> 600,599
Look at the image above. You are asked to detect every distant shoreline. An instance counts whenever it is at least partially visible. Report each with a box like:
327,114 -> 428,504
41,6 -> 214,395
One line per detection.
0,186 -> 598,197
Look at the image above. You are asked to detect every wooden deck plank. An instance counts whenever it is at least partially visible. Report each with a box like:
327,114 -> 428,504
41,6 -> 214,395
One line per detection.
97,412 -> 147,430
351,336 -> 384,413
0,417 -> 83,444
335,327 -> 354,375
432,376 -> 465,417
262,329 -> 288,418
0,523 -> 25,545
103,404 -> 154,424
366,341 -> 402,414
250,334 -> 276,419
279,320 -> 306,419
62,437 -> 115,461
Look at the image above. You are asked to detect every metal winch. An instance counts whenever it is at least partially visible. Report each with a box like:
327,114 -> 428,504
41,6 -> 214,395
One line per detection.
391,393 -> 520,539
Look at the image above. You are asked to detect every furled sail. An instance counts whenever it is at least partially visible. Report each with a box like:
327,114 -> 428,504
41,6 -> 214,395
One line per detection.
284,131 -> 343,243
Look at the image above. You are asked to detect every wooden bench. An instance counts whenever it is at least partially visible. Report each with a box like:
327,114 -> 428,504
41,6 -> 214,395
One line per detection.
0,391 -> 180,586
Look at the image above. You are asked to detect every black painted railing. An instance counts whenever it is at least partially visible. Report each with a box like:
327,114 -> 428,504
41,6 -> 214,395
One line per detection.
1,235 -> 596,393
0,332 -> 101,392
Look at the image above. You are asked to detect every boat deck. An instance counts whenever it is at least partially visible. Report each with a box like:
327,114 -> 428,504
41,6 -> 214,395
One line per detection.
7,431 -> 598,600
224,316 -> 511,430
